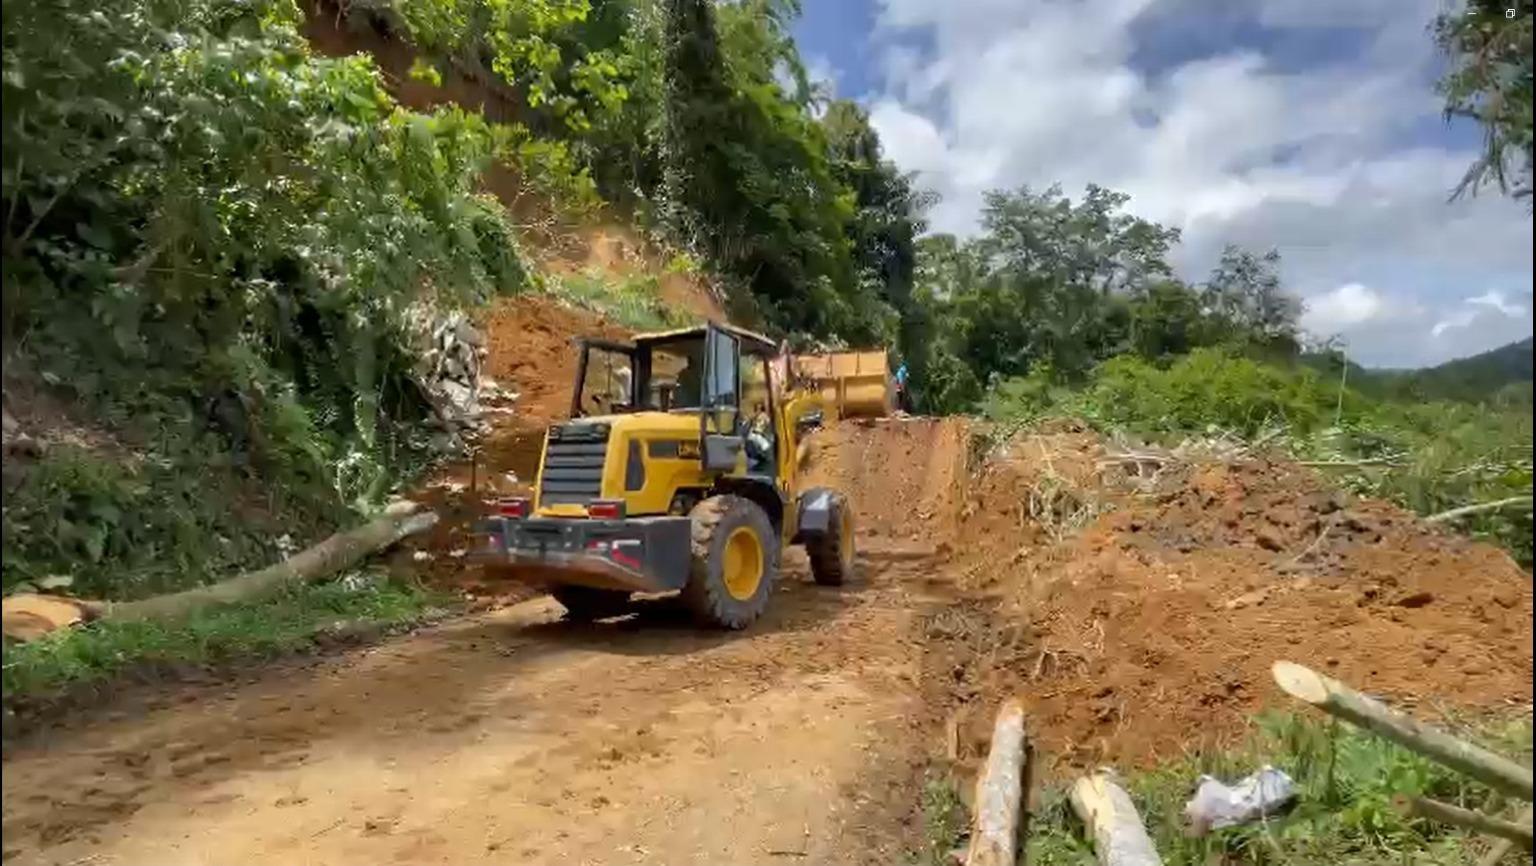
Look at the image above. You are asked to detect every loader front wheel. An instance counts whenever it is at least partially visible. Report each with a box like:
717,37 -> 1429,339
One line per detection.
806,491 -> 855,586
550,585 -> 631,622
682,495 -> 778,629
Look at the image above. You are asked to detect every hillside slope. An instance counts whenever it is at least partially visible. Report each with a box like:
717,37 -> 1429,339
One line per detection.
1310,337 -> 1535,404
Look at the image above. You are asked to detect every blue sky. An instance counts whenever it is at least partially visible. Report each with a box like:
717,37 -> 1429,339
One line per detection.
791,0 -> 1534,368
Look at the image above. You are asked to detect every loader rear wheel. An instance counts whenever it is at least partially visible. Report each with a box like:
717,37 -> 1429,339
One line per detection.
682,495 -> 778,629
550,585 -> 631,622
807,490 -> 855,586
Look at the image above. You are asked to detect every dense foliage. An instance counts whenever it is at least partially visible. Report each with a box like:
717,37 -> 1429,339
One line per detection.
903,184 -> 1304,416
982,348 -> 1533,565
1,0 -> 527,595
1434,0 -> 1534,203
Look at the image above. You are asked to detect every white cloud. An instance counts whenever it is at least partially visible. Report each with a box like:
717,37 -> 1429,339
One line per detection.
1466,290 -> 1528,317
860,0 -> 1534,367
1302,283 -> 1396,333
1433,289 -> 1533,340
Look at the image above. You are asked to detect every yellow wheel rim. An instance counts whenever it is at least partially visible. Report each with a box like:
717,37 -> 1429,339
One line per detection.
722,526 -> 765,601
838,507 -> 854,562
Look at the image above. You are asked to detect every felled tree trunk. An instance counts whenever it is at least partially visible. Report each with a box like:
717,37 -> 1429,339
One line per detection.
1273,661 -> 1534,799
1070,771 -> 1165,866
95,503 -> 439,624
964,698 -> 1031,866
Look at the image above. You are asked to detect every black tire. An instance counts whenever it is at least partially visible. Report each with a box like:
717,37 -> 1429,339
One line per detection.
550,585 -> 631,622
681,495 -> 778,629
806,490 -> 855,586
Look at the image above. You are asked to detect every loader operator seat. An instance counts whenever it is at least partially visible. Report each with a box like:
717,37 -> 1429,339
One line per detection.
674,345 -> 704,409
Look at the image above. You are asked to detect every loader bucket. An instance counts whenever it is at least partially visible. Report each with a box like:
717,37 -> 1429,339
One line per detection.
793,350 -> 894,420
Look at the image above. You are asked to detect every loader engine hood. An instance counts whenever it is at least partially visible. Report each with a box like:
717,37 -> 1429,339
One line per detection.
534,412 -> 711,518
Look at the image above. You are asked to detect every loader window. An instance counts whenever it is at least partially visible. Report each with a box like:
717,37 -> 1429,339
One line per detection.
647,337 -> 706,410
575,345 -> 634,417
702,327 -> 740,435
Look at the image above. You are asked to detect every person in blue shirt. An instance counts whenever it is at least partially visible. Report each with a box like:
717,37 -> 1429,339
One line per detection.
894,360 -> 911,413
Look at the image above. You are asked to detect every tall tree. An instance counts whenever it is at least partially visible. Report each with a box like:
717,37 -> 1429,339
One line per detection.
821,99 -> 933,363
1199,245 -> 1302,358
1434,0 -> 1534,203
658,0 -> 863,338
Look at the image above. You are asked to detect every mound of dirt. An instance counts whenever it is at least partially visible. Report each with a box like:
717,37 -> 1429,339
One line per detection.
937,433 -> 1534,772
798,417 -> 970,550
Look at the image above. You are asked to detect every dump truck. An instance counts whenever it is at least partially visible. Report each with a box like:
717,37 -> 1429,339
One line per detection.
471,322 -> 859,629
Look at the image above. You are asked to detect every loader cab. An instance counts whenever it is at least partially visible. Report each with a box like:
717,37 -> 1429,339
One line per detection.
570,322 -> 789,481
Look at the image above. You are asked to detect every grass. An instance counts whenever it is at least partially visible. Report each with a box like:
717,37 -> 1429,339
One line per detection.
982,350 -> 1534,565
908,770 -> 968,866
1024,711 -> 1534,866
2,577 -> 448,702
547,268 -> 688,331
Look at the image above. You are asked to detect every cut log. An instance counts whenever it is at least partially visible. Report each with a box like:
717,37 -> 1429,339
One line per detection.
1394,796 -> 1533,851
963,698 -> 1029,866
1272,661 -> 1534,800
1425,496 -> 1533,524
1,594 -> 100,642
97,506 -> 439,624
1070,770 -> 1165,866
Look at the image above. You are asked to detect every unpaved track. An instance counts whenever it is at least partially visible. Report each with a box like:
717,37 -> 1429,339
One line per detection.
1,546 -> 947,866
3,418 -> 973,865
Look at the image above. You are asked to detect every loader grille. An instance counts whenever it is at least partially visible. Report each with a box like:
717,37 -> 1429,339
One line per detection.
538,423 -> 611,506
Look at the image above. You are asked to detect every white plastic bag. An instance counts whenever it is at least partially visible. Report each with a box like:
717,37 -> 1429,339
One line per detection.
1184,765 -> 1297,835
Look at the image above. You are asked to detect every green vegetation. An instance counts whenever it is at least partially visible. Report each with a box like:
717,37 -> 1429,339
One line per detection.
2,577 -> 442,700
547,269 -> 686,330
980,349 -> 1533,564
910,771 -> 968,866
2,443 -> 317,600
1027,711 -> 1533,866
1433,0 -> 1533,204
1322,337 -> 1535,405
2,0 -> 530,598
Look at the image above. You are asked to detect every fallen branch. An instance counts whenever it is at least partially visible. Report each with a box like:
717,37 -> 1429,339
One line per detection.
1479,806 -> 1536,866
1394,796 -> 1533,851
1273,661 -> 1534,799
1425,496 -> 1534,524
1297,456 -> 1405,467
94,503 -> 439,624
1070,770 -> 1164,866
964,699 -> 1030,866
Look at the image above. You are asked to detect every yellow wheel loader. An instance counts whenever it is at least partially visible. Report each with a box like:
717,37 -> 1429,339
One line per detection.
472,322 -> 888,629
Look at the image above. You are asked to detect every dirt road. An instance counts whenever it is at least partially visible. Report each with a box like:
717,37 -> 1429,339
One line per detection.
1,544 -> 952,866
3,412 -> 974,866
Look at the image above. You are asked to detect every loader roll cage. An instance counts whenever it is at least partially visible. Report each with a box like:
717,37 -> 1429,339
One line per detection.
571,322 -> 779,418
571,322 -> 792,475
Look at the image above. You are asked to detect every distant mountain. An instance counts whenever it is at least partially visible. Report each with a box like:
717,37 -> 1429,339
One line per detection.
1411,336 -> 1533,397
1303,337 -> 1534,404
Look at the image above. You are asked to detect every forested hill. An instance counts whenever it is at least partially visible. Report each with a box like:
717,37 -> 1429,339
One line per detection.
1307,337 -> 1535,405
1412,336 -> 1535,399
